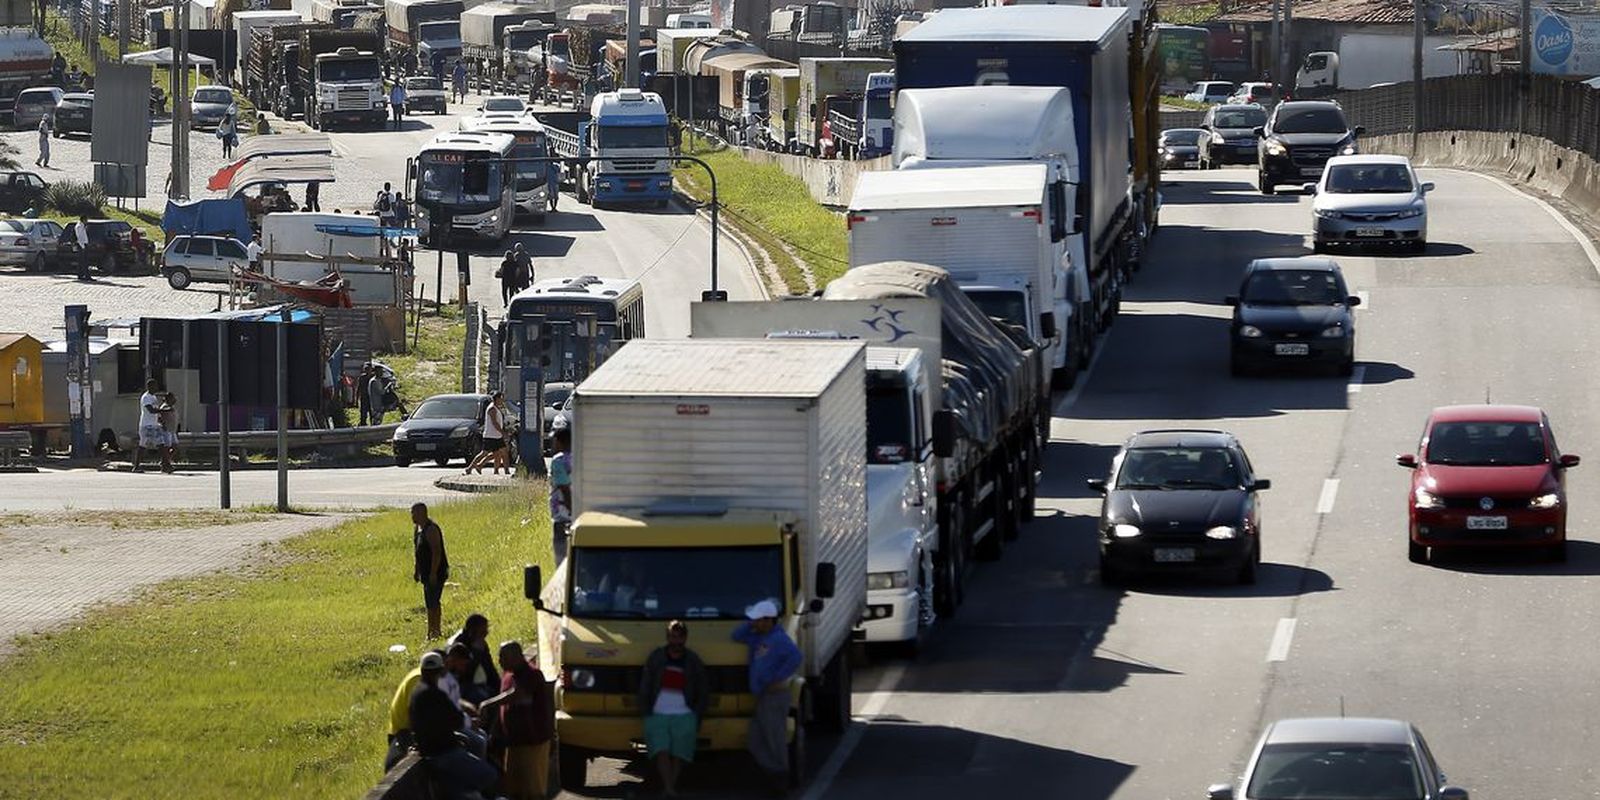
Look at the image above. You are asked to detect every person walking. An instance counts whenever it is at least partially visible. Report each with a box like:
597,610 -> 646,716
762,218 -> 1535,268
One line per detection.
408,651 -> 499,796
376,182 -> 396,228
394,193 -> 412,228
497,249 -> 518,306
159,390 -> 180,463
545,159 -> 560,213
132,379 -> 174,473
511,241 -> 534,293
452,59 -> 467,104
413,502 -> 450,640
35,114 -> 49,167
245,233 -> 262,271
464,391 -> 510,475
479,641 -> 552,800
549,427 -> 573,563
304,180 -> 321,212
638,620 -> 708,798
73,214 -> 90,281
390,81 -> 407,130
733,600 -> 801,796
218,112 -> 238,158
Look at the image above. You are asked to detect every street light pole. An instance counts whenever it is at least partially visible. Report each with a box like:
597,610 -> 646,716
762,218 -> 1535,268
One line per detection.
1412,0 -> 1423,156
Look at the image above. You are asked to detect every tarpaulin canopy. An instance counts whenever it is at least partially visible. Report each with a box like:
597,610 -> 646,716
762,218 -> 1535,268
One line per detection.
226,154 -> 336,196
208,133 -> 334,191
162,197 -> 251,241
121,47 -> 216,67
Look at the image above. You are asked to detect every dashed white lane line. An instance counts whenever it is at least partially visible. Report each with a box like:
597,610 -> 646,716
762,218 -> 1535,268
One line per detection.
1267,617 -> 1298,662
799,662 -> 907,800
1347,365 -> 1366,394
1316,479 -> 1340,515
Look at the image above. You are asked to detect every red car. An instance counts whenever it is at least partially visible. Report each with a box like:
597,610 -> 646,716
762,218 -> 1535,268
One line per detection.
1398,405 -> 1580,563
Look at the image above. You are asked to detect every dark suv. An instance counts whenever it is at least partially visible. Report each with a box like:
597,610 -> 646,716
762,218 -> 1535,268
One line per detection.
1255,100 -> 1364,194
58,219 -> 149,274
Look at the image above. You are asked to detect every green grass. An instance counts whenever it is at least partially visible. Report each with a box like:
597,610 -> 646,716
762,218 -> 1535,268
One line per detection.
0,488 -> 555,799
384,302 -> 468,410
1161,97 -> 1214,111
674,134 -> 848,292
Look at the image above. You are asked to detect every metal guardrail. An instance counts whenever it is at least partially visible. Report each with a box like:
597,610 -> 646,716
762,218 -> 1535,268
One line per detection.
176,424 -> 399,450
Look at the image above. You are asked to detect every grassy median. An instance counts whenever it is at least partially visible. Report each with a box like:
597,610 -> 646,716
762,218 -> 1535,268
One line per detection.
0,488 -> 554,799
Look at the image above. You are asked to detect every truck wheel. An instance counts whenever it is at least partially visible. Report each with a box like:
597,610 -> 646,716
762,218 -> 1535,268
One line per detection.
934,503 -> 966,617
974,488 -> 1005,561
557,743 -> 588,791
1020,439 -> 1039,522
999,463 -> 1022,542
1051,365 -> 1076,391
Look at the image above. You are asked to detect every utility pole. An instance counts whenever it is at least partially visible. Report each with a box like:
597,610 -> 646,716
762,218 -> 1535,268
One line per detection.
1412,0 -> 1424,156
1281,0 -> 1293,97
1519,0 -> 1531,135
171,0 -> 190,199
1269,0 -> 1282,89
276,309 -> 289,512
625,0 -> 641,89
218,319 -> 231,509
117,0 -> 128,58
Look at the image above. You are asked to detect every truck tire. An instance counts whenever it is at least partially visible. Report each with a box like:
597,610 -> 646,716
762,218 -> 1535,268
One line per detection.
934,500 -> 966,617
999,459 -> 1022,542
974,481 -> 1005,561
558,743 -> 588,791
1020,438 -> 1039,522
1051,365 -> 1076,391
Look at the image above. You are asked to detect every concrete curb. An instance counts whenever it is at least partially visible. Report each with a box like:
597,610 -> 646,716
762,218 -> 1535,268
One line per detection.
433,474 -> 524,493
671,190 -> 775,300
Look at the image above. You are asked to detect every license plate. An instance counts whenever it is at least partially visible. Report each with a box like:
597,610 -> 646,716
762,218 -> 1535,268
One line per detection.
1466,516 -> 1508,530
626,180 -> 645,190
1274,343 -> 1310,356
1183,160 -> 1198,167
1355,227 -> 1386,237
1154,547 -> 1196,563
415,443 -> 436,452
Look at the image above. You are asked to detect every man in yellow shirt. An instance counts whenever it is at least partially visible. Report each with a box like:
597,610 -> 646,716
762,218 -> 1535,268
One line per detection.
384,651 -> 440,771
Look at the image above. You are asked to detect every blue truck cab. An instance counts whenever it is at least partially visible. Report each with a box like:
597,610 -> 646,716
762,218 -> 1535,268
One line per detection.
578,88 -> 674,207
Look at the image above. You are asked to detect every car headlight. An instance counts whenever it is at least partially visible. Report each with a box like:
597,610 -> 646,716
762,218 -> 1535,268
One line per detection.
566,668 -> 596,689
1211,132 -> 1226,144
866,571 -> 911,591
1414,488 -> 1444,510
1238,325 -> 1264,338
1397,206 -> 1425,219
1112,523 -> 1142,539
1530,492 -> 1562,509
450,425 -> 472,438
1320,325 -> 1347,338
1205,525 -> 1238,540
597,180 -> 612,191
1314,207 -> 1342,219
1340,144 -> 1358,155
1264,140 -> 1286,156
392,428 -> 409,441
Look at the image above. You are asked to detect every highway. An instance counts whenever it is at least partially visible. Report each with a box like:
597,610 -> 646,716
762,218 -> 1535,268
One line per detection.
560,166 -> 1600,798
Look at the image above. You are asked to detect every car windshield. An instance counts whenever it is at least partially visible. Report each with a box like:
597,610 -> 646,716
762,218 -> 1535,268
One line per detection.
1216,108 -> 1267,128
1199,82 -> 1233,96
542,385 -> 573,408
1326,164 -> 1414,194
1116,446 -> 1242,490
1242,270 -> 1346,306
1246,743 -> 1424,800
407,78 -> 441,90
483,98 -> 525,112
1274,106 -> 1348,134
1163,129 -> 1203,146
411,397 -> 482,420
1247,85 -> 1276,98
596,124 -> 667,149
866,93 -> 891,120
194,88 -> 231,104
867,384 -> 914,464
570,546 -> 783,620
1426,421 -> 1548,466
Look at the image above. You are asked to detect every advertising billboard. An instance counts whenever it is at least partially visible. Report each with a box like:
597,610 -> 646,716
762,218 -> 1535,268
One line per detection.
1530,7 -> 1600,76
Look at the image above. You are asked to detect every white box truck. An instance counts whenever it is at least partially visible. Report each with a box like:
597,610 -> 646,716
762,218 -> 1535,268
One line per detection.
232,10 -> 304,88
528,338 -> 868,790
795,56 -> 893,156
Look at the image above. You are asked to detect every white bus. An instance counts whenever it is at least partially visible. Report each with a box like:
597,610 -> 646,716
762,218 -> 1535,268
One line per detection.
504,274 -> 645,383
412,130 -> 517,246
460,115 -> 554,222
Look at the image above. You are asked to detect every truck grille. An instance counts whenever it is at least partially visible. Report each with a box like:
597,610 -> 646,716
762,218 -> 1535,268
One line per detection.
337,88 -> 369,108
608,158 -> 660,173
565,664 -> 749,694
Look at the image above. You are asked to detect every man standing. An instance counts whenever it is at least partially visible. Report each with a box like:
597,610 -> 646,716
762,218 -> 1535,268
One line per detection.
639,620 -> 708,798
377,182 -> 396,228
453,59 -> 467,104
245,233 -> 262,272
480,641 -> 552,800
304,180 -> 321,212
74,214 -> 90,281
357,363 -> 374,426
497,249 -> 518,306
132,379 -> 173,473
390,81 -> 407,130
35,114 -> 49,167
733,600 -> 801,796
413,502 -> 450,640
549,427 -> 573,563
409,651 -> 499,796
368,365 -> 389,425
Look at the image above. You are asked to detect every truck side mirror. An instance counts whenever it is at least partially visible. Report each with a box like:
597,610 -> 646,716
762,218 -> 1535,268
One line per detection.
814,562 -> 836,599
1038,312 -> 1057,340
523,564 -> 542,601
1354,125 -> 1367,136
931,409 -> 956,458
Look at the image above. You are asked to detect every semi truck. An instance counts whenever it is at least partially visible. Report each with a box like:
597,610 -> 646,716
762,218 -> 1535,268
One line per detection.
690,300 -> 943,647
310,0 -> 381,28
821,261 -> 1042,616
298,29 -> 387,129
824,69 -> 893,159
759,66 -> 801,151
384,0 -> 464,73
231,10 -> 302,90
529,337 -> 867,790
543,88 -> 674,207
1294,31 -> 1462,97
694,46 -> 793,142
795,56 -> 892,157
461,4 -> 556,87
894,4 -> 1159,367
0,28 -> 52,125
248,22 -> 327,116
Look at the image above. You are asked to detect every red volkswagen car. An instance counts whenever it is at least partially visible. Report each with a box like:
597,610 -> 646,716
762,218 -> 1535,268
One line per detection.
1399,405 -> 1579,563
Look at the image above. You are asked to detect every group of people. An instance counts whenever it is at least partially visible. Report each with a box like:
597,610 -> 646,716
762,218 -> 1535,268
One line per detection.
133,378 -> 180,473
375,182 -> 414,229
496,242 -> 535,305
386,611 -> 554,799
358,362 -> 405,426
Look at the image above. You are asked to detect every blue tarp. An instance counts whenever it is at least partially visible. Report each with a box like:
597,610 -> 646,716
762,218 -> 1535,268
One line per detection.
161,198 -> 252,242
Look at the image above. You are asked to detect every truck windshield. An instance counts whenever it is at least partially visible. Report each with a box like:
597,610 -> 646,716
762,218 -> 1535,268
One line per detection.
506,30 -> 542,50
570,546 -> 784,620
419,154 -> 504,204
597,124 -> 667,149
865,93 -> 891,121
320,59 -> 380,82
867,385 -> 913,464
963,288 -> 1029,331
421,21 -> 459,40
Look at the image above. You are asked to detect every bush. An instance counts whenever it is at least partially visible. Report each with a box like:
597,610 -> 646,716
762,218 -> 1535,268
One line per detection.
43,179 -> 106,215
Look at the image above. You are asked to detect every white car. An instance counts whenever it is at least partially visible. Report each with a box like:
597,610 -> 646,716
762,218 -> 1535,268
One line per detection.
1308,154 -> 1432,253
478,95 -> 530,119
1184,80 -> 1234,105
161,234 -> 250,289
403,76 -> 447,115
0,218 -> 63,272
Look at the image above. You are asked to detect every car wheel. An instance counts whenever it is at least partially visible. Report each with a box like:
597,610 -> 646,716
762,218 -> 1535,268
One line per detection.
100,252 -> 115,274
1338,356 -> 1355,378
166,266 -> 192,290
1408,540 -> 1428,564
1259,171 -> 1275,194
30,252 -> 45,273
434,456 -> 450,467
1311,239 -> 1327,254
394,456 -> 411,467
1549,539 -> 1568,563
1410,239 -> 1427,254
1237,542 -> 1259,585
1230,352 -> 1247,377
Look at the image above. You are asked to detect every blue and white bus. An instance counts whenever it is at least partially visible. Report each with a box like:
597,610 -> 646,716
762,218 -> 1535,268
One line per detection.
460,115 -> 555,222
411,130 -> 517,246
504,274 -> 646,382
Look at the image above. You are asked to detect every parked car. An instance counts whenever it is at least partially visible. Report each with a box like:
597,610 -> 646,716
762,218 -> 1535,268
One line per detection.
1399,404 -> 1579,564
57,218 -> 146,274
53,92 -> 93,136
1183,80 -> 1234,105
1226,81 -> 1277,108
1207,717 -> 1468,800
1158,128 -> 1204,170
160,234 -> 250,289
1257,100 -> 1363,194
539,381 -> 574,452
1087,429 -> 1270,585
190,86 -> 238,130
1197,103 -> 1268,168
12,86 -> 63,130
1226,256 -> 1359,376
0,170 -> 48,214
0,218 -> 63,271
478,95 -> 530,119
391,393 -> 491,467
1310,154 -> 1432,253
404,76 -> 447,115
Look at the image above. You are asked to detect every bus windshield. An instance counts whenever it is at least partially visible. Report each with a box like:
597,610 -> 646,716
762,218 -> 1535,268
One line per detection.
596,124 -> 667,149
509,137 -> 549,190
418,153 -> 504,204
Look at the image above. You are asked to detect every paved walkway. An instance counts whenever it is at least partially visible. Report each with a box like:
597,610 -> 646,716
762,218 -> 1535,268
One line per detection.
0,512 -> 349,658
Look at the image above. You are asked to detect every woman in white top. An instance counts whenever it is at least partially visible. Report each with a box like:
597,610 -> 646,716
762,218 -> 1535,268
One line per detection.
464,391 -> 511,475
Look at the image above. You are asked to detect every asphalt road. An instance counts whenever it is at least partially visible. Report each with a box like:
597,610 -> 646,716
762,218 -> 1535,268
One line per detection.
555,166 -> 1600,799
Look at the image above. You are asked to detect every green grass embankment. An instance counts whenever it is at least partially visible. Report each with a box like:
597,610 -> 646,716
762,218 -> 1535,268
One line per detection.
0,489 -> 554,799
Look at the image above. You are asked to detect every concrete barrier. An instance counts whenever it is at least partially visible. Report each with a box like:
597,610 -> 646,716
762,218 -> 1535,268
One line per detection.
362,753 -> 430,800
733,148 -> 892,208
1159,108 -> 1206,130
1364,131 -> 1600,230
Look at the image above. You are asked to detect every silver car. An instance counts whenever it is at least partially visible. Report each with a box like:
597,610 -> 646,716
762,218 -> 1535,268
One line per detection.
1208,717 -> 1468,800
161,234 -> 249,289
1309,155 -> 1433,253
0,218 -> 63,272
190,86 -> 238,130
12,86 -> 63,130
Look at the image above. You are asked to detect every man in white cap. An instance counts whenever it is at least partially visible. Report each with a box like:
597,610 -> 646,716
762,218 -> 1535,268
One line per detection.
732,599 -> 802,795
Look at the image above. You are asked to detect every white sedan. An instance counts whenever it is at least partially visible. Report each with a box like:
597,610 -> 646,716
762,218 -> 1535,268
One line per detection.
478,95 -> 531,119
1308,154 -> 1433,254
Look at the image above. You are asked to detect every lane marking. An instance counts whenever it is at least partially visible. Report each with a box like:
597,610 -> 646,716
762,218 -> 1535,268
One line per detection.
1440,168 -> 1600,276
1347,365 -> 1366,394
1267,617 -> 1298,662
1316,479 -> 1340,514
800,662 -> 907,800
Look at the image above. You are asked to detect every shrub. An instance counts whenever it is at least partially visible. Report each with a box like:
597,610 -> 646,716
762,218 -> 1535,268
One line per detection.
43,179 -> 106,215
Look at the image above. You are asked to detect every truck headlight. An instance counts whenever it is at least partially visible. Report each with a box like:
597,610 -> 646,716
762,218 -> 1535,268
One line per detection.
1205,525 -> 1238,540
374,101 -> 386,109
1530,492 -> 1562,509
1112,523 -> 1142,539
320,101 -> 334,109
866,571 -> 910,591
656,179 -> 671,190
565,668 -> 596,689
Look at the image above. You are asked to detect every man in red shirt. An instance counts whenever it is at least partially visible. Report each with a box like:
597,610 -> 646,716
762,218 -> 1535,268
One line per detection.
637,620 -> 709,798
481,640 -> 553,799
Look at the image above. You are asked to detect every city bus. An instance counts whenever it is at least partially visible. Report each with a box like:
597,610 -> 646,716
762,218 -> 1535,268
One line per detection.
504,274 -> 645,382
460,115 -> 554,222
411,130 -> 517,247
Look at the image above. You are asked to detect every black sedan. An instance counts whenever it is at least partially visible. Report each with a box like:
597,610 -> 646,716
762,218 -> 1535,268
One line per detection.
1198,103 -> 1268,168
1227,256 -> 1359,377
392,393 -> 490,467
1159,128 -> 1204,170
1087,429 -> 1270,585
53,92 -> 93,137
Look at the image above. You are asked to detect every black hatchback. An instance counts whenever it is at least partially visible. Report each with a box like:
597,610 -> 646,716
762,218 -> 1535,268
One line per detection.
54,92 -> 93,136
1227,256 -> 1360,376
1087,429 -> 1270,585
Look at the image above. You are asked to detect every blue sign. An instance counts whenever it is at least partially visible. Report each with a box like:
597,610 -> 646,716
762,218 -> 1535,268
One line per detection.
1535,12 -> 1574,68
